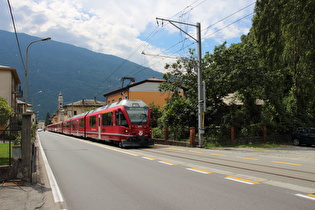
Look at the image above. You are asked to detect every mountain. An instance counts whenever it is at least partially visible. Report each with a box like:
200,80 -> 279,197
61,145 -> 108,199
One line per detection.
0,30 -> 162,120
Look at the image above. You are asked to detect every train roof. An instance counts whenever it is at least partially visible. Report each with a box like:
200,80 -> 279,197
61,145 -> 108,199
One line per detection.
65,100 -> 148,121
91,99 -> 148,113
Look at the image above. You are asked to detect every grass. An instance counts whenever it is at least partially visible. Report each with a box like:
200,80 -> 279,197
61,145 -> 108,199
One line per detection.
0,143 -> 11,166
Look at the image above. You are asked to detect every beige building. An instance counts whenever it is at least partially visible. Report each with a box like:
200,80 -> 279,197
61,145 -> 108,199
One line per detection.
0,66 -> 22,112
0,65 -> 23,130
51,92 -> 106,123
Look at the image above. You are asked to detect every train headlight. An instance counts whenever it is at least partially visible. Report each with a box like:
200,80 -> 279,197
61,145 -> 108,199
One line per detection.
124,129 -> 130,133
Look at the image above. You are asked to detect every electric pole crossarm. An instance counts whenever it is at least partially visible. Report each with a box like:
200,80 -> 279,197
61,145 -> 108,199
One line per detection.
156,17 -> 198,42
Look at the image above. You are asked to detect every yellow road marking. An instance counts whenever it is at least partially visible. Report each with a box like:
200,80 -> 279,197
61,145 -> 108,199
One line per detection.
307,194 -> 315,198
210,153 -> 227,156
188,150 -> 203,154
142,156 -> 156,160
272,161 -> 301,166
237,157 -> 259,160
159,160 -> 177,165
226,176 -> 260,184
165,148 -> 185,151
187,168 -> 213,174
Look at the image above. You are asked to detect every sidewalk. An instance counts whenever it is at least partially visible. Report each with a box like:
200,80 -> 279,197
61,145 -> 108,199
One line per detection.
0,181 -> 46,210
0,141 -> 60,210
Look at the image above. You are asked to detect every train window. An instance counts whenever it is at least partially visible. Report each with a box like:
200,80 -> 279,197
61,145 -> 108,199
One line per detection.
125,107 -> 148,125
116,110 -> 128,127
90,116 -> 96,127
102,112 -> 112,126
79,118 -> 84,127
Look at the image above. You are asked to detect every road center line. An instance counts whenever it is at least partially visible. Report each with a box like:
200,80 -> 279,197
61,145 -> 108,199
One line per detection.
158,161 -> 177,165
237,157 -> 259,160
187,168 -> 213,174
142,156 -> 156,160
165,148 -> 186,151
225,176 -> 260,185
210,153 -> 227,156
272,161 -> 301,166
188,150 -> 203,154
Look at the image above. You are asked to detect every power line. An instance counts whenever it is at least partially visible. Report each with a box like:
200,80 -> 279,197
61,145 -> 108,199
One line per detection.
6,0 -> 25,71
92,1 -> 207,97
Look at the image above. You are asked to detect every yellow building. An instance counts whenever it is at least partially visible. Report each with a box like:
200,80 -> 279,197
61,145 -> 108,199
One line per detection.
103,78 -> 183,107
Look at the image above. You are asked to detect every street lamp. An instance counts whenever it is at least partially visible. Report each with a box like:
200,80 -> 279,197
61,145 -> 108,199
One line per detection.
32,90 -> 42,111
24,37 -> 51,103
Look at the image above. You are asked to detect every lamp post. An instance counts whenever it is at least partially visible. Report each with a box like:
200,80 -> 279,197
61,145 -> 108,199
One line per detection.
24,37 -> 51,103
32,90 -> 42,111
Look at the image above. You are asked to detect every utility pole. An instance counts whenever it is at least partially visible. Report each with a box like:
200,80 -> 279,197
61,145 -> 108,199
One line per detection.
156,18 -> 205,147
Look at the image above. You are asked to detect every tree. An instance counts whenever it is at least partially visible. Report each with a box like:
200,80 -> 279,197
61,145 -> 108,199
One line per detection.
0,97 -> 13,126
45,112 -> 51,126
252,0 -> 315,126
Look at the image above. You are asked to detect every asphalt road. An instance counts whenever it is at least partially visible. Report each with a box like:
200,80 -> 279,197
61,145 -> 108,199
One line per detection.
38,132 -> 315,210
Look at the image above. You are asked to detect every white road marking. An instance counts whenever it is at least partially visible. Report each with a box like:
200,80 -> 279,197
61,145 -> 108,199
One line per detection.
37,134 -> 64,203
186,168 -> 212,174
225,176 -> 260,185
158,161 -> 177,165
295,194 -> 315,201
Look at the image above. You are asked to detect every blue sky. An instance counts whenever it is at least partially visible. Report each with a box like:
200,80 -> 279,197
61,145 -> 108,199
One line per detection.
1,0 -> 255,73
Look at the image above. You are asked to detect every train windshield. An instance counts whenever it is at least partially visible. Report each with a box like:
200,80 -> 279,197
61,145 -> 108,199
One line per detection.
125,107 -> 149,125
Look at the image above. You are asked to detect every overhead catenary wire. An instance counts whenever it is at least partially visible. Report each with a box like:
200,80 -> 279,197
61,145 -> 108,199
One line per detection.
6,0 -> 26,71
94,1 -> 256,97
92,0 -> 207,98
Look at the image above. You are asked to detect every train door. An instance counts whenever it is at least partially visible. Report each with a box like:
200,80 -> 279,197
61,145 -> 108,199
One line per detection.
100,111 -> 113,141
98,114 -> 101,139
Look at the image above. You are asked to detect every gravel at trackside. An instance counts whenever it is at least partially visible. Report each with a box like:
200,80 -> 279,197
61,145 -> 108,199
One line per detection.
215,146 -> 315,162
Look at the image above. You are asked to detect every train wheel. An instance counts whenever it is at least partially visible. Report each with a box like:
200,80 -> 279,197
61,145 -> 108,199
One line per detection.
119,141 -> 124,148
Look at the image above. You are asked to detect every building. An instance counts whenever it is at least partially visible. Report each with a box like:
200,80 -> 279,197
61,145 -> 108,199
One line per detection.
103,78 -> 183,107
0,66 -> 22,113
0,66 -> 23,130
51,92 -> 106,123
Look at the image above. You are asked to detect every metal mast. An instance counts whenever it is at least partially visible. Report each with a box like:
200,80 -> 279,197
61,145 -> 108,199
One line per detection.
156,18 -> 205,147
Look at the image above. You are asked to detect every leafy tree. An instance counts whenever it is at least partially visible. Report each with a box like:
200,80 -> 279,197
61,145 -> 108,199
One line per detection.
252,0 -> 315,126
148,103 -> 162,128
0,97 -> 13,126
45,112 -> 51,126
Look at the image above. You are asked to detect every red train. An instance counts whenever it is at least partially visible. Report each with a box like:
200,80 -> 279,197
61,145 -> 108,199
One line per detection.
46,100 -> 154,147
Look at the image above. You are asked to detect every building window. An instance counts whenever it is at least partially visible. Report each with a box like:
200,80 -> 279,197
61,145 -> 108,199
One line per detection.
74,111 -> 77,115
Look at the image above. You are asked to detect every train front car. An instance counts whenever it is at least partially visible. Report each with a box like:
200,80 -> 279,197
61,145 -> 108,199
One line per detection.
119,100 -> 154,148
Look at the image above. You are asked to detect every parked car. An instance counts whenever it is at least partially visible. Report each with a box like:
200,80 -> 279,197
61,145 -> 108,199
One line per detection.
292,127 -> 315,146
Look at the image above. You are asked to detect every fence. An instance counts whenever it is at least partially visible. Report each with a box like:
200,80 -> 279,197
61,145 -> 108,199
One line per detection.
154,125 -> 291,147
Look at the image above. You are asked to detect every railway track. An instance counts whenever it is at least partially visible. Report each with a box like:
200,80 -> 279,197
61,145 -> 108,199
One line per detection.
142,148 -> 315,184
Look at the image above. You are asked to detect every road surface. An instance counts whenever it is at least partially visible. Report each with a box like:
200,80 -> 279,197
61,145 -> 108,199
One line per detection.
38,132 -> 315,210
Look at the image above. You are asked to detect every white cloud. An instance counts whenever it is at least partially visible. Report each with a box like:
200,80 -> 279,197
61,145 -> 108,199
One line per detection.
1,0 -> 255,73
